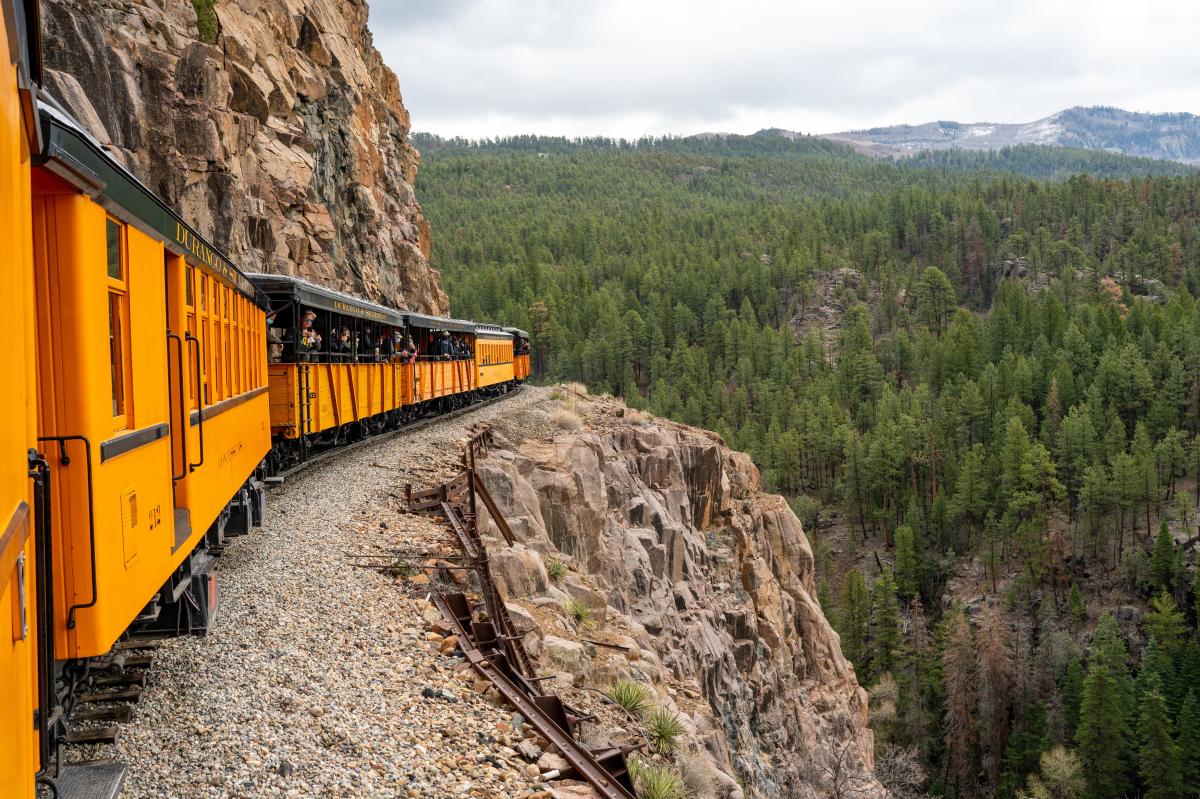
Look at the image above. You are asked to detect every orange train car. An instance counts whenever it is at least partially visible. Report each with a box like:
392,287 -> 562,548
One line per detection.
1,0 -> 44,795
254,274 -> 420,471
252,275 -> 524,474
405,312 -> 483,404
5,4 -> 528,794
505,327 -> 532,381
2,85 -> 271,795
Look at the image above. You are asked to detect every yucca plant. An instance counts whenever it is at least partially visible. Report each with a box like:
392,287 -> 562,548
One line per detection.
646,707 -> 685,754
628,757 -> 685,799
566,599 -> 594,629
604,679 -> 653,716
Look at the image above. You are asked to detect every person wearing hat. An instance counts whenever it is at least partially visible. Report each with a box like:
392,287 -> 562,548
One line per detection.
299,309 -> 322,360
399,334 -> 418,363
436,330 -> 453,361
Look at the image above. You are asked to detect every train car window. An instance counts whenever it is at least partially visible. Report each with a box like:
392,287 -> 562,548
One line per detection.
106,218 -> 122,279
223,287 -> 233,398
185,267 -> 200,410
234,296 -> 241,390
198,274 -> 211,405
105,217 -> 133,429
211,281 -> 223,402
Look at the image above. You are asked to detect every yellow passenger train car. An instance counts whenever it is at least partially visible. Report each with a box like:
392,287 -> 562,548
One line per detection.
1,0 -> 43,796
255,274 -> 418,471
474,323 -> 516,388
2,81 -> 271,795
252,275 -> 522,473
35,96 -> 271,659
505,327 -> 532,382
5,3 -> 528,794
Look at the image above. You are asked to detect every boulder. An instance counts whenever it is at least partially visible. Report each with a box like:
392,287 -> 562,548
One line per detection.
542,636 -> 591,678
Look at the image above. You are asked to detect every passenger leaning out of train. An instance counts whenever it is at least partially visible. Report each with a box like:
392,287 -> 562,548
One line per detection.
299,310 -> 322,360
391,331 -> 413,363
362,324 -> 382,361
330,326 -> 355,360
399,334 -> 418,363
266,310 -> 286,363
433,331 -> 453,361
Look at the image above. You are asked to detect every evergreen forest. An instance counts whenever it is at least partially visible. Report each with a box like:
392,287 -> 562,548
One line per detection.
416,131 -> 1200,798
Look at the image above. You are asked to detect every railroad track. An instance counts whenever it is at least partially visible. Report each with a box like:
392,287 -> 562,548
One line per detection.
265,387 -> 522,485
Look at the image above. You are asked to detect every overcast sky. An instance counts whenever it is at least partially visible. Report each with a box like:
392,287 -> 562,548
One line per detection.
372,0 -> 1200,139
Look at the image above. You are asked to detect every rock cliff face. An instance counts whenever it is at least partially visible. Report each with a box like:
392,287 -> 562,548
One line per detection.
482,393 -> 883,798
43,0 -> 448,314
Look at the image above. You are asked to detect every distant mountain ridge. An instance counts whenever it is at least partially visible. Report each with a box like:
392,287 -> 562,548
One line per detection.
812,106 -> 1200,164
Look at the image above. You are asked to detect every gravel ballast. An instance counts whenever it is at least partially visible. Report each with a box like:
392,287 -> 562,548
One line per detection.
88,389 -> 561,798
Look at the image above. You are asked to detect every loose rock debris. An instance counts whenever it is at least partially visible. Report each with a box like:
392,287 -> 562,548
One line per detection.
71,390 -> 572,798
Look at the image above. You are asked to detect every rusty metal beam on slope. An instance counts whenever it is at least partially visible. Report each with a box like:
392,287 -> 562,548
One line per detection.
433,594 -> 637,799
442,501 -> 479,560
441,502 -> 535,676
472,471 -> 515,546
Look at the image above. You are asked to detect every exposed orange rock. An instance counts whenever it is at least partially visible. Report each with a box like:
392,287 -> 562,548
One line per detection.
43,0 -> 449,314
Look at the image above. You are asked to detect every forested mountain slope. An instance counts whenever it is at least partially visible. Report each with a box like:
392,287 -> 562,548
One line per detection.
417,134 -> 1200,799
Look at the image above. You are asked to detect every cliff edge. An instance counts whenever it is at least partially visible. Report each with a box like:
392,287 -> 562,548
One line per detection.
43,0 -> 448,314
479,388 -> 883,798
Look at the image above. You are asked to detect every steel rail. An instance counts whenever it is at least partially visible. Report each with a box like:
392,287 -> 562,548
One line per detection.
432,593 -> 637,799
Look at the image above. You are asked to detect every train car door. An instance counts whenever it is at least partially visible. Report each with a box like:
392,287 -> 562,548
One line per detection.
163,252 -> 193,548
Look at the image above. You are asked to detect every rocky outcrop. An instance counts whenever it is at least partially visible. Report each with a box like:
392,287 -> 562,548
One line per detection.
43,0 -> 448,314
481,400 -> 883,798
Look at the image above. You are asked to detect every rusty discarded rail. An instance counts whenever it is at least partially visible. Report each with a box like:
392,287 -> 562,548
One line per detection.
434,592 -> 636,799
401,428 -> 637,799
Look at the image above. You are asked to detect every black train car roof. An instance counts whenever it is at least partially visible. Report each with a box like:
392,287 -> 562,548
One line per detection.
404,312 -> 478,334
35,94 -> 270,310
475,324 -> 512,340
247,273 -> 406,327
502,326 -> 529,339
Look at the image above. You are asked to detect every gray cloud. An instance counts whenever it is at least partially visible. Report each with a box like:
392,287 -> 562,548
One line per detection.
370,0 -> 1200,138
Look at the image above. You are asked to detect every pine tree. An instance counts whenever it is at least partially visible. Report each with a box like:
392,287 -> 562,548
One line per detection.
1067,583 -> 1086,624
1145,591 -> 1188,656
1076,662 -> 1130,799
1178,689 -> 1200,796
978,605 -> 1013,786
1138,636 -> 1175,704
1090,613 -> 1134,712
893,524 -> 919,599
1138,672 -> 1183,799
839,569 -> 870,672
914,265 -> 957,334
870,569 -> 903,677
1062,655 -> 1084,740
1152,520 -> 1177,591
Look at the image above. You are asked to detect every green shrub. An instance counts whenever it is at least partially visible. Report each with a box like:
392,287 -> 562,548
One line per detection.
566,599 -> 594,629
604,679 -> 652,716
191,0 -> 218,44
546,558 -> 567,583
646,706 -> 685,754
628,757 -> 685,799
